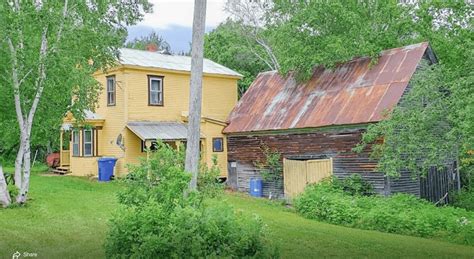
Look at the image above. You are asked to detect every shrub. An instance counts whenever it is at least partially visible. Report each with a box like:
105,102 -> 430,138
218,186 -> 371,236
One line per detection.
452,188 -> 474,211
294,180 -> 474,245
332,174 -> 374,196
106,142 -> 277,258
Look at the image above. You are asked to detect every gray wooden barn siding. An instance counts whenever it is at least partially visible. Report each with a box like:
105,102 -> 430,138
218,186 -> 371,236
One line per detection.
230,162 -> 284,199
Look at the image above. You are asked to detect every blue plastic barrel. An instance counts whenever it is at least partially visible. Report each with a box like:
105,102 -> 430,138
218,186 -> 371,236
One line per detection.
98,157 -> 117,182
249,178 -> 263,197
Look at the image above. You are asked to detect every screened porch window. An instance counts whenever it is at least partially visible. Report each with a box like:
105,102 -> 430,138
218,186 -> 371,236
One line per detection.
72,130 -> 80,157
148,76 -> 163,106
107,76 -> 116,106
83,129 -> 93,157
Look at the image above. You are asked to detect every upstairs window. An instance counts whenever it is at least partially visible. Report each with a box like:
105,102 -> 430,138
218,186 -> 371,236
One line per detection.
72,130 -> 80,157
83,129 -> 93,157
148,76 -> 163,106
106,76 -> 116,106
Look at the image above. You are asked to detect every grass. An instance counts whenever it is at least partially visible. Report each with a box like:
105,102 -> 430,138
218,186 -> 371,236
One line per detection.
224,194 -> 474,258
0,169 -> 473,258
0,171 -> 120,258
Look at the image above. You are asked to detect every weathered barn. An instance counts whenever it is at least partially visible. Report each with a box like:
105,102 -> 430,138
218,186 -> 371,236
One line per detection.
223,42 -> 458,202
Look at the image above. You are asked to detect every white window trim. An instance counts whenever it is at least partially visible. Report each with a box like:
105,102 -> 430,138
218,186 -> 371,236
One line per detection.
72,130 -> 80,156
83,129 -> 93,157
149,76 -> 163,105
107,76 -> 116,106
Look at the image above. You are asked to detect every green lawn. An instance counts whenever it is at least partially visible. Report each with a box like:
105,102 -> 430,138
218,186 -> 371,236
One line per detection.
0,171 -> 473,258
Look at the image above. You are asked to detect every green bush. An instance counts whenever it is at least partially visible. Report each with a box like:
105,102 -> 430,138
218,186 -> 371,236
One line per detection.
294,179 -> 474,245
452,188 -> 474,211
106,142 -> 277,258
333,174 -> 374,196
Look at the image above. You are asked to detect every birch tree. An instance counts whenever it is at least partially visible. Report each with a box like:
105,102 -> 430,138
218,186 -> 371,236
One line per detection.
185,0 -> 207,190
225,0 -> 280,71
0,166 -> 11,207
0,0 -> 151,205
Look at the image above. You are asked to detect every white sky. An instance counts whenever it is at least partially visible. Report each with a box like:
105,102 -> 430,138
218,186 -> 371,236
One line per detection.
140,0 -> 229,29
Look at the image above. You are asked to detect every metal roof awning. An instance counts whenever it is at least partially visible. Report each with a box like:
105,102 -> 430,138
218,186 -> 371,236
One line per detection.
126,121 -> 204,141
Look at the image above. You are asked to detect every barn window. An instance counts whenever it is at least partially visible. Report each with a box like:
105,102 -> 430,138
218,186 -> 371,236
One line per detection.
148,76 -> 164,106
83,129 -> 94,157
72,130 -> 80,157
106,75 -> 116,106
212,138 -> 224,152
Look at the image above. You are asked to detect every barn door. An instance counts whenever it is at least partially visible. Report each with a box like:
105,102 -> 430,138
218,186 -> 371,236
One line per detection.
283,158 -> 333,198
306,158 -> 333,184
283,159 -> 307,198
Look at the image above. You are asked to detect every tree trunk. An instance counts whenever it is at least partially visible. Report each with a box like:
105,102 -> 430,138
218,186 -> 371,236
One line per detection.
14,138 -> 24,190
185,0 -> 207,191
0,166 -> 12,208
17,137 -> 31,204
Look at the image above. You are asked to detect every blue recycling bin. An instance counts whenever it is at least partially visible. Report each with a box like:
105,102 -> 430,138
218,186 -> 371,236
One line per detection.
98,157 -> 117,182
249,178 -> 263,197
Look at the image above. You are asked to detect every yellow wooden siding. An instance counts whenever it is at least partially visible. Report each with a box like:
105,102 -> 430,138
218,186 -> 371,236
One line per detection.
68,66 -> 238,177
124,128 -> 146,169
202,76 -> 238,121
202,121 -> 228,176
283,158 -> 333,198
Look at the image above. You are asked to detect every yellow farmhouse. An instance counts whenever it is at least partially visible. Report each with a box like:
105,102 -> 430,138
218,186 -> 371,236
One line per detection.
59,48 -> 241,178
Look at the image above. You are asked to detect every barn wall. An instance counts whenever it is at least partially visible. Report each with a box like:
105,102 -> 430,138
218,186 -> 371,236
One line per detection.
227,128 -> 392,197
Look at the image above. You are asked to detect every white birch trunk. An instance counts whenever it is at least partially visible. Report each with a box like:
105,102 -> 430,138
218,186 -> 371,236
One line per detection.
0,166 -> 12,208
185,0 -> 207,190
17,137 -> 31,204
14,140 -> 24,189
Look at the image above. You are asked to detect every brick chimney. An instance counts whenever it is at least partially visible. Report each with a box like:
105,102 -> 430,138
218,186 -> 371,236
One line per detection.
146,43 -> 158,52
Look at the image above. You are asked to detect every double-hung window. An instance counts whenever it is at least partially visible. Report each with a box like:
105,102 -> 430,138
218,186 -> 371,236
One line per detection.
107,76 -> 116,106
83,129 -> 93,157
72,130 -> 80,156
148,76 -> 163,106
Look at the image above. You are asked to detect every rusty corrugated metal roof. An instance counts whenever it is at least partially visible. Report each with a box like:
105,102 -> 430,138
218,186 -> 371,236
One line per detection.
224,42 -> 430,134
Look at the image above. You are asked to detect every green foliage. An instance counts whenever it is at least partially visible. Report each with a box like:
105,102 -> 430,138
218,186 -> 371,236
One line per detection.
124,31 -> 171,52
453,188 -> 474,211
332,174 -> 374,196
295,180 -> 474,245
198,155 -> 224,199
106,142 -> 276,258
270,0 -> 413,80
354,60 -> 471,177
0,1 -> 151,160
204,20 -> 269,96
255,145 -> 283,184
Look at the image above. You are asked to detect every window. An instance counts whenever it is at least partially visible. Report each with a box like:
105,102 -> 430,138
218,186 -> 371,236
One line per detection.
106,76 -> 116,106
212,138 -> 224,152
83,129 -> 93,157
72,130 -> 80,156
148,76 -> 163,106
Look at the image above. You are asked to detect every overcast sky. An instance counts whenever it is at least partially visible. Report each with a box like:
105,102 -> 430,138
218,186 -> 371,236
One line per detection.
127,0 -> 230,53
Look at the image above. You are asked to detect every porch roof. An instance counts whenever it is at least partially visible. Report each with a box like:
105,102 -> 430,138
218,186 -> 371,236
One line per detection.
126,121 -> 204,141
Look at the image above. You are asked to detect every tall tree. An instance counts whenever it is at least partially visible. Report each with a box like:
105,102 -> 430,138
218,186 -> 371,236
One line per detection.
125,31 -> 171,53
185,0 -> 207,190
204,20 -> 268,96
0,0 -> 151,205
225,0 -> 279,71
